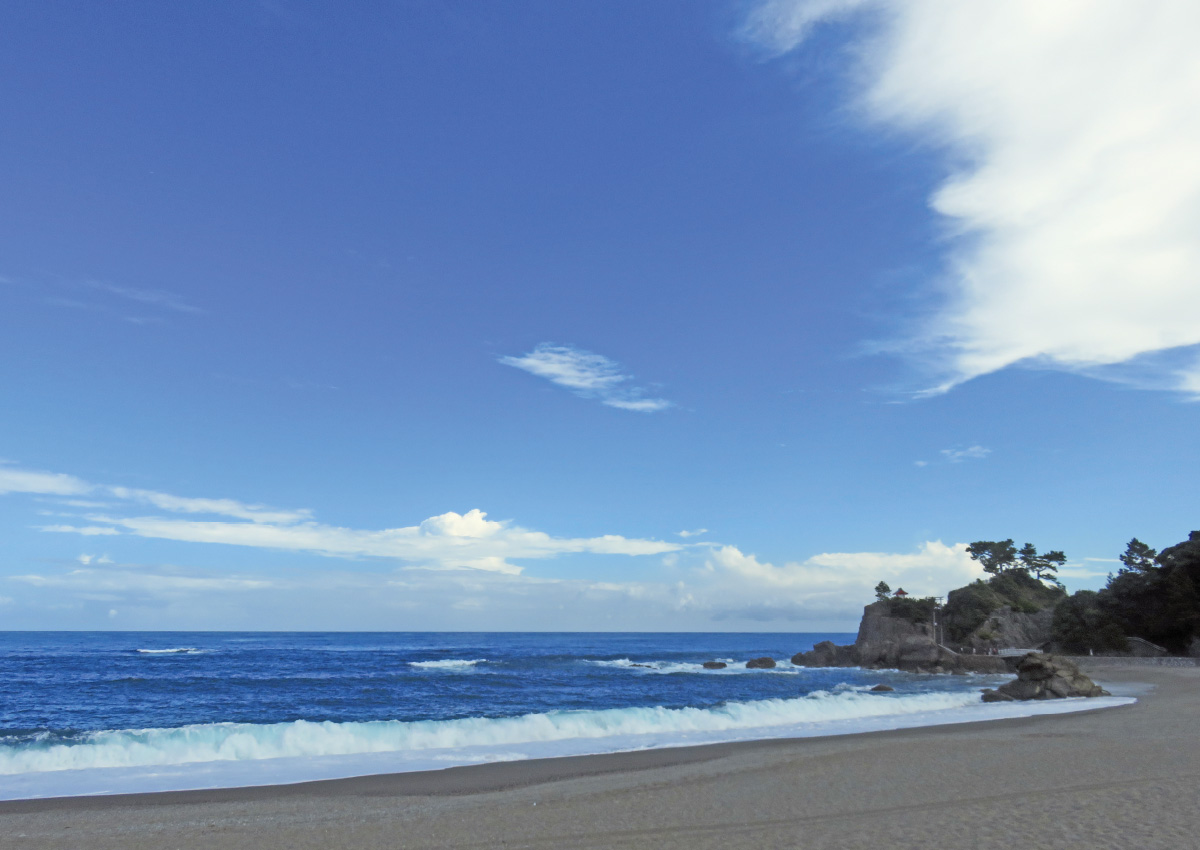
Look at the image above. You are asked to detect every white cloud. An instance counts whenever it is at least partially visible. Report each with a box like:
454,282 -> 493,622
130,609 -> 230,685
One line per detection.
708,539 -> 980,594
2,463 -> 682,574
0,466 -> 93,496
107,486 -> 312,524
39,524 -> 120,536
11,568 -> 273,594
741,0 -> 871,55
677,528 -> 709,538
2,538 -> 1012,630
747,0 -> 1200,396
499,344 -> 671,412
75,510 -> 677,572
940,445 -> 991,463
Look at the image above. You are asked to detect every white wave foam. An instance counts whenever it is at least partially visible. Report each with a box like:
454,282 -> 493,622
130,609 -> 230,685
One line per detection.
588,658 -> 798,674
135,648 -> 207,655
0,692 -> 1135,800
0,690 -> 990,776
407,658 -> 486,670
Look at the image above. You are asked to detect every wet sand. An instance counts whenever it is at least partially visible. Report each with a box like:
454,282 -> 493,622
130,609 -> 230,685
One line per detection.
4,666 -> 1197,850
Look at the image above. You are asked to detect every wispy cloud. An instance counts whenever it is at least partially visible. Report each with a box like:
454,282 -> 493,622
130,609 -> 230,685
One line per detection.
745,0 -> 1200,397
3,272 -> 203,321
80,281 -> 202,314
0,466 -> 93,496
38,524 -> 120,536
107,487 -> 312,524
677,528 -> 708,538
940,445 -> 991,463
499,344 -> 671,412
74,509 -> 677,574
3,464 -> 681,574
12,567 -> 273,595
6,539 -> 987,630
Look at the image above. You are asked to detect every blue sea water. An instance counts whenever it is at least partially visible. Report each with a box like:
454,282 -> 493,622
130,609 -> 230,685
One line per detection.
0,631 -> 1115,800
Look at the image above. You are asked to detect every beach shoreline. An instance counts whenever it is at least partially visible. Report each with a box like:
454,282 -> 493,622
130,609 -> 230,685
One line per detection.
5,664 -> 1197,849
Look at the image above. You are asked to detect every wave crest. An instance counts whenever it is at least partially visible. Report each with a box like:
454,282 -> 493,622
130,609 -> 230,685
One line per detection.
407,659 -> 487,670
588,658 -> 798,674
0,690 -> 979,775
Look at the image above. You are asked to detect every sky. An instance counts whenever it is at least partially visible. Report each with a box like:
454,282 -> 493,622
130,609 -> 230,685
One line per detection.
2,0 -> 1198,631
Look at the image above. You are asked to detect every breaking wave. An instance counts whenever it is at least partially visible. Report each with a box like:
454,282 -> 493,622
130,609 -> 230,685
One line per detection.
0,690 -> 979,775
135,648 -> 208,655
407,659 -> 487,670
588,658 -> 799,674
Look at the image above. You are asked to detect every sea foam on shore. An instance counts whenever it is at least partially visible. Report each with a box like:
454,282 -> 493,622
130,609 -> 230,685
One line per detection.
0,691 -> 1133,801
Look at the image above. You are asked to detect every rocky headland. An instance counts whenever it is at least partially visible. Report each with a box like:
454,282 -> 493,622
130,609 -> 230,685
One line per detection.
790,600 -> 1010,674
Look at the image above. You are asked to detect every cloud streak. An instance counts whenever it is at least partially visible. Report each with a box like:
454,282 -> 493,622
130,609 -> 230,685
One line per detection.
746,0 -> 1200,396
2,464 -> 680,574
940,445 -> 990,463
499,344 -> 671,412
80,281 -> 202,314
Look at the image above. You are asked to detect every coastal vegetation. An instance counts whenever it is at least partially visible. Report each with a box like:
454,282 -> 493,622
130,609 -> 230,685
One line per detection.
1052,532 -> 1200,655
870,531 -> 1200,656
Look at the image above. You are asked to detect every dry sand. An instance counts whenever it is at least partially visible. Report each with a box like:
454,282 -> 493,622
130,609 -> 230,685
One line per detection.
3,666 -> 1198,850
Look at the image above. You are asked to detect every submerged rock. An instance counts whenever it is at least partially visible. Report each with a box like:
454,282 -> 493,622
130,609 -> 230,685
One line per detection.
869,684 -> 894,692
745,657 -> 776,669
982,653 -> 1110,702
702,661 -> 727,670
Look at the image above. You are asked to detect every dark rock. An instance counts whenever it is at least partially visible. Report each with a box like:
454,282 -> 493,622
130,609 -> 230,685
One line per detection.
745,657 -> 776,669
630,663 -> 653,668
869,684 -> 894,692
961,606 -> 1055,653
980,688 -> 1015,702
855,601 -> 936,668
791,640 -> 856,668
986,652 -> 1111,702
702,661 -> 727,670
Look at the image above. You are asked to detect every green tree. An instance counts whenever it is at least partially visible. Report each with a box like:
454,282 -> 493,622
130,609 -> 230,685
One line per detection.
873,581 -> 891,601
1052,591 -> 1128,654
1018,543 -> 1066,582
967,539 -> 1018,575
1118,538 -> 1157,574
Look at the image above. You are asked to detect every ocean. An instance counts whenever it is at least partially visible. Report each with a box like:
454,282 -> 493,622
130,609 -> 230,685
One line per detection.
0,631 -> 1113,800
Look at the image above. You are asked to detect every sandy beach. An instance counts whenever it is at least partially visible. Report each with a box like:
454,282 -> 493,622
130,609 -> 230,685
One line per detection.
3,665 -> 1196,850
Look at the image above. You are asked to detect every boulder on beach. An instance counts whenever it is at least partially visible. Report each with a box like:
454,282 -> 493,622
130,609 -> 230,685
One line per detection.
745,657 -> 776,669
702,661 -> 727,670
980,652 -> 1110,702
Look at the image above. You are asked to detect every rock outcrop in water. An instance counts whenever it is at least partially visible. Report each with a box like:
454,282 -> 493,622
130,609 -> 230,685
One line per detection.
745,657 -> 776,669
791,601 -> 1008,674
702,661 -> 727,669
980,653 -> 1110,701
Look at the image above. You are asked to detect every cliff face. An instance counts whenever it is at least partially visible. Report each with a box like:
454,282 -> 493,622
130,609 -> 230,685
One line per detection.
854,600 -> 938,667
959,606 -> 1054,652
792,601 -> 1007,673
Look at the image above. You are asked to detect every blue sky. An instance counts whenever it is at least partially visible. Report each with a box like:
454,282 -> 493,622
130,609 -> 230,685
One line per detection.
2,0 -> 1198,631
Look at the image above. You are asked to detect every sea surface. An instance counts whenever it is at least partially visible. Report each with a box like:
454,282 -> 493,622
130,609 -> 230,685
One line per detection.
0,631 -> 1125,800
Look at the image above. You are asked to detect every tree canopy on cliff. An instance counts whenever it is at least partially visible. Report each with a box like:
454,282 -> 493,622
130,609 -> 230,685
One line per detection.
966,539 -> 1064,585
1051,532 -> 1200,654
